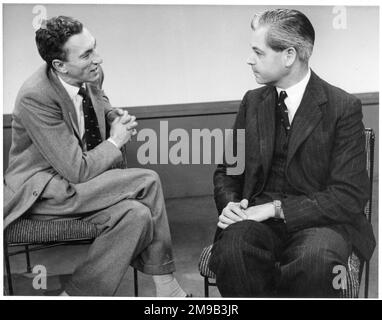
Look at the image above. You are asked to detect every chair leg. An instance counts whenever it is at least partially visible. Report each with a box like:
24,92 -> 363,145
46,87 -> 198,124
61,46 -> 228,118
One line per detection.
133,268 -> 138,297
3,242 -> 14,295
25,245 -> 32,273
204,277 -> 209,297
364,260 -> 370,298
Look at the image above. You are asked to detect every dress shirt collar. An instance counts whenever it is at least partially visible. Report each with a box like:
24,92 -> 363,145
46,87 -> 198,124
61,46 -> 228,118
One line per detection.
275,68 -> 311,122
57,74 -> 83,99
276,68 -> 311,100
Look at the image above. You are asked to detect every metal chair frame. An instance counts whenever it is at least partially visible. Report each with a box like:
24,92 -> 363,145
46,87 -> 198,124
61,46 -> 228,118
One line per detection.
363,128 -> 375,298
4,238 -> 140,296
4,238 -> 139,296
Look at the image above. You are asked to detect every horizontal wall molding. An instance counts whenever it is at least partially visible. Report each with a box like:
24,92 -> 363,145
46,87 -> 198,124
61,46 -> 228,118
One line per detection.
355,92 -> 379,106
3,91 -> 379,128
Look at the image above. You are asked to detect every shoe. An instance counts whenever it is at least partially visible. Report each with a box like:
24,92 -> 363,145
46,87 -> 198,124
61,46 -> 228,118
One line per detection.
185,293 -> 193,298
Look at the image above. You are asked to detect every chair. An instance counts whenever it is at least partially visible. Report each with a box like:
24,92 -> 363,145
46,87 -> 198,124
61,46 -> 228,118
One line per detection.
3,145 -> 140,296
4,219 -> 139,296
199,128 -> 375,298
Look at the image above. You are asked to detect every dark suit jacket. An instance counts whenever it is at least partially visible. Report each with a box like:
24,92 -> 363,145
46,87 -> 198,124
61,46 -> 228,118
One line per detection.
214,71 -> 375,260
4,65 -> 123,228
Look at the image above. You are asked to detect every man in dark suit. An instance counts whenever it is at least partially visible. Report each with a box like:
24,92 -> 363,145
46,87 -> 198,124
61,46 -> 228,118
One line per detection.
209,8 -> 375,297
4,16 -> 187,297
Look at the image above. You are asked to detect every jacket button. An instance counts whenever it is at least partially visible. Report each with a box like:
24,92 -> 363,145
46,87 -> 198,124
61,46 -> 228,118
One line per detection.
33,191 -> 38,197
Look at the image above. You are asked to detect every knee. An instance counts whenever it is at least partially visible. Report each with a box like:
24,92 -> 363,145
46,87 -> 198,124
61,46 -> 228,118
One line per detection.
211,221 -> 269,265
219,220 -> 271,246
126,200 -> 152,227
216,221 -> 252,245
141,169 -> 161,184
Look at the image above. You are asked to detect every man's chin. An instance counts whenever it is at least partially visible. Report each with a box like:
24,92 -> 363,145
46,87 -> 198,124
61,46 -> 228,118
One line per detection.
87,72 -> 100,83
253,74 -> 264,84
254,77 -> 266,85
253,75 -> 272,86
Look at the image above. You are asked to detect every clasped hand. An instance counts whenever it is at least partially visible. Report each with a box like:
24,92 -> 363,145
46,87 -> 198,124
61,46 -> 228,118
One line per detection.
217,200 -> 275,230
108,108 -> 138,148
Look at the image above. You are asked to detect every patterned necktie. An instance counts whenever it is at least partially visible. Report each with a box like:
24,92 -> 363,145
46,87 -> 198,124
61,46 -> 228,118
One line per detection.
277,90 -> 291,133
78,87 -> 102,151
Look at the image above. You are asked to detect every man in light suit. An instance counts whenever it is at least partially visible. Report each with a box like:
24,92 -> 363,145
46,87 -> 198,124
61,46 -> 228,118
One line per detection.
4,16 -> 187,297
209,9 -> 375,297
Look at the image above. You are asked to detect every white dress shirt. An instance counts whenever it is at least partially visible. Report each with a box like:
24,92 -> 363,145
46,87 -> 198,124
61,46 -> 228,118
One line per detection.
276,68 -> 311,124
58,76 -> 85,138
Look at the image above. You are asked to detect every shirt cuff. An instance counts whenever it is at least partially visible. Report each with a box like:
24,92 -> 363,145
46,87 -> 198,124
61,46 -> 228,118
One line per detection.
107,137 -> 119,149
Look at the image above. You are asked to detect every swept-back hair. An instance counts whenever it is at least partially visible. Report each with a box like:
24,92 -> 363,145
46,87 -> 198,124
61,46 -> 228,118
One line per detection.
251,9 -> 315,63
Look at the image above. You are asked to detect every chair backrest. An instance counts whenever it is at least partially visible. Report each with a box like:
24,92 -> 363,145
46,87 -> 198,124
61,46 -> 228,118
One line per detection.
364,128 -> 375,223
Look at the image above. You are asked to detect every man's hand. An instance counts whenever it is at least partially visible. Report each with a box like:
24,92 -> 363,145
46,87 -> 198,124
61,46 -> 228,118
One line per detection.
109,112 -> 138,148
218,199 -> 248,229
244,203 -> 275,222
107,108 -> 131,124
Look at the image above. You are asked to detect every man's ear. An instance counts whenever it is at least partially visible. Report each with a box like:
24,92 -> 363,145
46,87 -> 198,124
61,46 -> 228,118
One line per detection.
284,47 -> 297,67
51,59 -> 67,73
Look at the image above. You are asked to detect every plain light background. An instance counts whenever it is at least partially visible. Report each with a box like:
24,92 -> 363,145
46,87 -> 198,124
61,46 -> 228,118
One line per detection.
3,4 -> 379,113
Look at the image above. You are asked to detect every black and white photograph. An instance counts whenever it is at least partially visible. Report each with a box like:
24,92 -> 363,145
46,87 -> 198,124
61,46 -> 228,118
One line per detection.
1,1 -> 379,302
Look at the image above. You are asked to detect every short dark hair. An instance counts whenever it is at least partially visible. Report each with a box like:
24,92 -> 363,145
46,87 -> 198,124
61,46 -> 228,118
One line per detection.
35,16 -> 83,67
251,9 -> 315,63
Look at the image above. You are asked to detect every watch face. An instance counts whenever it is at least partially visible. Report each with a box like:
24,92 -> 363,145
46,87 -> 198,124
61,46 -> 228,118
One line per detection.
274,200 -> 282,219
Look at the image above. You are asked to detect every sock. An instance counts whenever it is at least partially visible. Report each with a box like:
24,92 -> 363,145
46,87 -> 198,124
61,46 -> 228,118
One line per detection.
153,274 -> 186,297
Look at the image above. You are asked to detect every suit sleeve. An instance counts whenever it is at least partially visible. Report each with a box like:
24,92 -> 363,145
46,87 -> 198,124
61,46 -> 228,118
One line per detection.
213,91 -> 248,214
282,98 -> 370,232
18,94 -> 122,184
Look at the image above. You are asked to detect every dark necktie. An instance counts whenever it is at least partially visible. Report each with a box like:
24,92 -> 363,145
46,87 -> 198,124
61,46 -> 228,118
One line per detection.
277,90 -> 291,133
78,87 -> 102,151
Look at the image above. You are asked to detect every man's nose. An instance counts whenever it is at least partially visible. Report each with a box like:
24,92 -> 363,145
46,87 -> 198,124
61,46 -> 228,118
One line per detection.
92,51 -> 103,65
247,54 -> 255,66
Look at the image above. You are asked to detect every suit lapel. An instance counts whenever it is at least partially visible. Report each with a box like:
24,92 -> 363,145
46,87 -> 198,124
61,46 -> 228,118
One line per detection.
48,69 -> 82,140
286,71 -> 327,166
257,86 -> 276,176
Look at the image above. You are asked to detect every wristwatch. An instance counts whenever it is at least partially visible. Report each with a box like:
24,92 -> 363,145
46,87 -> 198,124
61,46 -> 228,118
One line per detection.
273,200 -> 282,219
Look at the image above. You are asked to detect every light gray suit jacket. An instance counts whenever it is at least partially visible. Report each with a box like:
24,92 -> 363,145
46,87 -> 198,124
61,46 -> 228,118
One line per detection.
4,65 -> 123,228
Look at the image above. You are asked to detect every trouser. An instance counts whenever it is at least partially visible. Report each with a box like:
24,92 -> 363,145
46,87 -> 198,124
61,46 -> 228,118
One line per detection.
209,219 -> 352,297
29,168 -> 175,296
